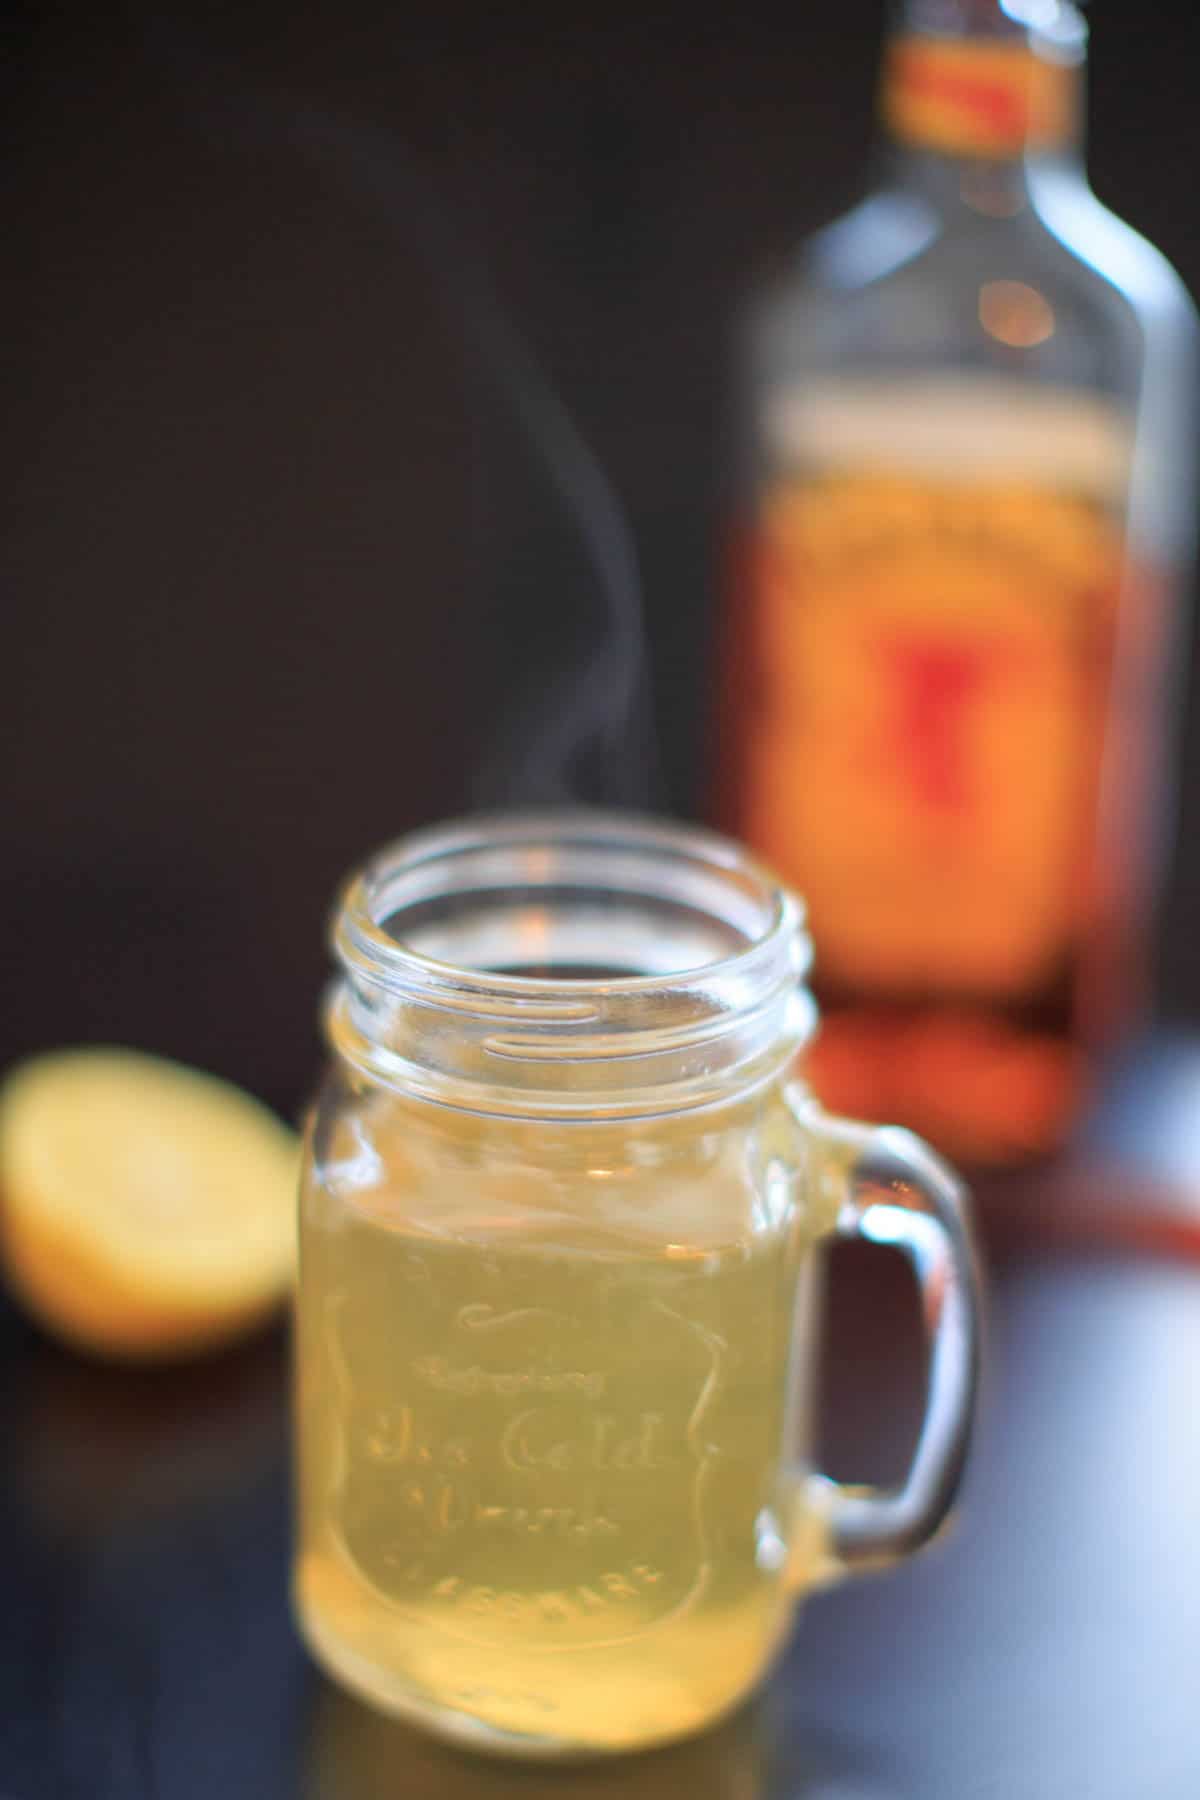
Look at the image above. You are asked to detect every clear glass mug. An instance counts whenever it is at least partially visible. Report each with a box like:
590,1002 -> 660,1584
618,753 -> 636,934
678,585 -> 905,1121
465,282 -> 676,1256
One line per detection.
293,814 -> 981,1758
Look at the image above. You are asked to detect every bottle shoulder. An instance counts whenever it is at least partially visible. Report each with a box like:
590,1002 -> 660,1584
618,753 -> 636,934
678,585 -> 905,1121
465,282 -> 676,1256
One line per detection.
803,190 -> 942,294
783,173 -> 1194,310
746,173 -> 1196,399
1030,171 -> 1199,341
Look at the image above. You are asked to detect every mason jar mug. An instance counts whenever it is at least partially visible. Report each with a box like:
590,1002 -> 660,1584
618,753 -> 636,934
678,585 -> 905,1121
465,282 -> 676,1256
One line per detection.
293,813 -> 980,1757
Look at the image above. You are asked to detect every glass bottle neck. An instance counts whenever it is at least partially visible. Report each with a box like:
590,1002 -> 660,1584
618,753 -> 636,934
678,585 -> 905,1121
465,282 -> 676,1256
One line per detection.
878,0 -> 1087,210
891,0 -> 1081,42
878,139 -> 1083,216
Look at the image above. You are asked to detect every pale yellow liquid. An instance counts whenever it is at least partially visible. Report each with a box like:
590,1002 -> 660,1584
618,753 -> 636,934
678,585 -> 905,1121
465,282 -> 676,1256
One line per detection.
295,1089 -> 829,1754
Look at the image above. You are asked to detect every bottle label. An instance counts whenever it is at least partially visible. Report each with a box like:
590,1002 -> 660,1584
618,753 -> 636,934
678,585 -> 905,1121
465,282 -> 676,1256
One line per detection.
735,466 -> 1125,997
881,34 -> 1078,159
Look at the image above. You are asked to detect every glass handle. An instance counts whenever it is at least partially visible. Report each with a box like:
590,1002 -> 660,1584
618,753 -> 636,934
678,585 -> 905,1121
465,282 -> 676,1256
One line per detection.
796,1112 -> 982,1584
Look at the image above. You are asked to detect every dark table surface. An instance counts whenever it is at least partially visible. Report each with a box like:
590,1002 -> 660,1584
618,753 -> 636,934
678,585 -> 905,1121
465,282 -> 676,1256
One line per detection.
4,1037 -> 1200,1800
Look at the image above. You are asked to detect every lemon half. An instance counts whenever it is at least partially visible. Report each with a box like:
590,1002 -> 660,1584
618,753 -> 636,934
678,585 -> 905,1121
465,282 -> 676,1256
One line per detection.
0,1048 -> 298,1359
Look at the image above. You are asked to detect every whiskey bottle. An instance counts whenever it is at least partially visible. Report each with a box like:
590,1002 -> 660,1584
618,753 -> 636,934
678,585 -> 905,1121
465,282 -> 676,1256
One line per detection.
717,0 -> 1197,1163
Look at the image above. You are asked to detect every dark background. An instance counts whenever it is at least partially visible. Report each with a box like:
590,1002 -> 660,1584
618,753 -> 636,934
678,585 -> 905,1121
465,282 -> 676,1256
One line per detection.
6,0 -> 1200,1117
5,14 -> 1200,1797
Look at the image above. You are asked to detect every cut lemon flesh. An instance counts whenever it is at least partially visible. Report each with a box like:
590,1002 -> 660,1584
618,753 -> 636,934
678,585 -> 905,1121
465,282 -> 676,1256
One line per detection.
0,1048 -> 299,1359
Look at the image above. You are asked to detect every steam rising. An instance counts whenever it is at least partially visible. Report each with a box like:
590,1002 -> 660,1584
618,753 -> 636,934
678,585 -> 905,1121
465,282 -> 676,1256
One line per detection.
149,21 -> 661,811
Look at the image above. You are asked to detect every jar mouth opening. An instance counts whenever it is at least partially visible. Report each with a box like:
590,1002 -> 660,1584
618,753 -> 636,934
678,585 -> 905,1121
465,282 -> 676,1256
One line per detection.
336,810 -> 810,1004
329,812 -> 814,1117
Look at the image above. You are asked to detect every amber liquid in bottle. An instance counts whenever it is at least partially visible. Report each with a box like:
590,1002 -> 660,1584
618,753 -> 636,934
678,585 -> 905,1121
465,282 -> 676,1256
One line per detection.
717,0 -> 1196,1165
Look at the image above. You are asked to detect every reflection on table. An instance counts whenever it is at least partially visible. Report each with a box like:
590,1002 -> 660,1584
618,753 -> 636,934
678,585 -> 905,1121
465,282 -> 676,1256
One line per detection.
303,1678 -> 903,1800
